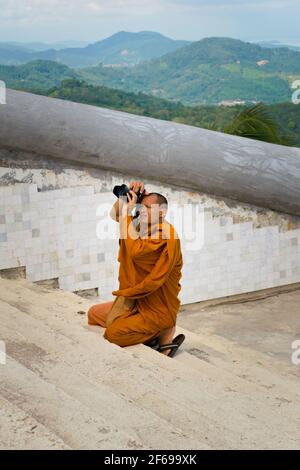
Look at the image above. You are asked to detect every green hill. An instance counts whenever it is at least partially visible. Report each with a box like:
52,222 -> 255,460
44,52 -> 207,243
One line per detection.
2,37 -> 299,105
0,60 -> 78,92
79,37 -> 300,105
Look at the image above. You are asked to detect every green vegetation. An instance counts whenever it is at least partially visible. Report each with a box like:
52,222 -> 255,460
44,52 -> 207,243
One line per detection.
78,37 -> 300,105
223,102 -> 296,146
1,35 -> 299,147
0,60 -> 78,93
44,78 -> 300,147
2,37 -> 299,105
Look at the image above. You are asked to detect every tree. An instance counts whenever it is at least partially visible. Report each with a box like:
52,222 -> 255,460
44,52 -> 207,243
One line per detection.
222,102 -> 295,146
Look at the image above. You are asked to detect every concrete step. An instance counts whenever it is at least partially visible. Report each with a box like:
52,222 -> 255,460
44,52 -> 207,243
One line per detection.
1,279 -> 299,448
126,342 -> 300,450
174,325 -> 300,393
0,282 -> 258,449
0,298 -> 230,449
0,300 -> 209,450
25,279 -> 298,410
3,277 -> 297,393
134,342 -> 300,411
7,277 -> 299,392
0,396 -> 70,450
174,349 -> 300,416
0,354 -> 143,450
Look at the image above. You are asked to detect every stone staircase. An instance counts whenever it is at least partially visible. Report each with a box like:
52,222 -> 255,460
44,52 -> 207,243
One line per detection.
0,277 -> 299,450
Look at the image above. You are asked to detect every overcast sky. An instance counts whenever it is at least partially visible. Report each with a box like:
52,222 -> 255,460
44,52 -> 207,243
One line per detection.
0,0 -> 299,45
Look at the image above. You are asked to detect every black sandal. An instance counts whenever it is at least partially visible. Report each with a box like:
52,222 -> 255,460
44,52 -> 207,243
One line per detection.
144,336 -> 160,350
157,334 -> 185,358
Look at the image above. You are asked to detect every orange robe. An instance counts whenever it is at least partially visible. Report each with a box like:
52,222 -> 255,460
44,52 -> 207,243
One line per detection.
103,214 -> 183,346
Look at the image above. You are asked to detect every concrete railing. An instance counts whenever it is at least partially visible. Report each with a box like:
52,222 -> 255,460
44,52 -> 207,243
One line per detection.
1,88 -> 300,216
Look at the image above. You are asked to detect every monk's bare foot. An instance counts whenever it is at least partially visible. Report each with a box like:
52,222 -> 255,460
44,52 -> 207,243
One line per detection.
158,326 -> 175,356
160,348 -> 172,356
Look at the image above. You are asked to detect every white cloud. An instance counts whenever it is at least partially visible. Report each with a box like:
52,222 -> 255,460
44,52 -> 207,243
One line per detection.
0,0 -> 298,23
0,0 -> 298,41
87,0 -> 165,15
0,0 -> 167,21
171,0 -> 298,5
87,2 -> 104,12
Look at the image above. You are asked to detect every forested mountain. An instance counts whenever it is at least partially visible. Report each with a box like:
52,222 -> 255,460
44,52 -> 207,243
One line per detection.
2,36 -> 299,105
0,61 -> 78,92
78,37 -> 300,105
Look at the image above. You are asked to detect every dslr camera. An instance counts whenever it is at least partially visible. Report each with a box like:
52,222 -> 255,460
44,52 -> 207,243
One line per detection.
113,184 -> 144,204
113,184 -> 145,219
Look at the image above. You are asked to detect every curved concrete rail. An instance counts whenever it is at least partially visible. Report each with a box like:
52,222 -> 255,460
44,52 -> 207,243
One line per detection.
1,88 -> 300,216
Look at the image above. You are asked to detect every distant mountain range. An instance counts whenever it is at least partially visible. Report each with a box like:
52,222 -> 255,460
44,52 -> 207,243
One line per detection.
0,31 -> 191,68
1,36 -> 299,106
0,40 -> 89,52
255,40 -> 300,52
78,37 -> 300,105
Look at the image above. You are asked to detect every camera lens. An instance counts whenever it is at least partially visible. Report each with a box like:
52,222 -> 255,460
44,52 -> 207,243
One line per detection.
113,184 -> 130,198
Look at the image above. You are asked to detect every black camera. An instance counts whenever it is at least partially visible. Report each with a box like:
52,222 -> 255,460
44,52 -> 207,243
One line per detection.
113,184 -> 144,204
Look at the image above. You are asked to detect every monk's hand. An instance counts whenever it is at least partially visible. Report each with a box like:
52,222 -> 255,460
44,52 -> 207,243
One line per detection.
129,181 -> 149,196
120,189 -> 137,216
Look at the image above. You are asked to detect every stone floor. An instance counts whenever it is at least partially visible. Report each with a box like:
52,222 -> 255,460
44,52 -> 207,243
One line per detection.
178,289 -> 300,370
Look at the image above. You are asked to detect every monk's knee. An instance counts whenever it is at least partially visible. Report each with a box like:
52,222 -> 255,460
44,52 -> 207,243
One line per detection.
104,325 -> 125,346
87,305 -> 98,325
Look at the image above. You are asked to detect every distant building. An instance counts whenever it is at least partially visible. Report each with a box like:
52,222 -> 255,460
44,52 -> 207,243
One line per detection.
218,99 -> 246,107
103,63 -> 132,68
257,60 -> 269,66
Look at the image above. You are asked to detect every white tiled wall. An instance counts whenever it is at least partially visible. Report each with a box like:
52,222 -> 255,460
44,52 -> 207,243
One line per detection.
0,183 -> 120,299
0,183 -> 299,304
180,210 -> 300,303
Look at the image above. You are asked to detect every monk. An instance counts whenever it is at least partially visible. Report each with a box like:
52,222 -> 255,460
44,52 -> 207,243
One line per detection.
87,181 -> 185,357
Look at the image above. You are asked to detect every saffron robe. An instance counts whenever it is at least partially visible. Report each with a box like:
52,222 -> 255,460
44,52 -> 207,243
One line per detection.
109,214 -> 183,332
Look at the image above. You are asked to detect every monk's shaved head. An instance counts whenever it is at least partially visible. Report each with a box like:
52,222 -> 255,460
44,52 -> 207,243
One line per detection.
139,192 -> 168,224
143,192 -> 168,207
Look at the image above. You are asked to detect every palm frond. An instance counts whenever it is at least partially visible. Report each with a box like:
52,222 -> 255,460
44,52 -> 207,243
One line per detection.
223,102 -> 290,145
